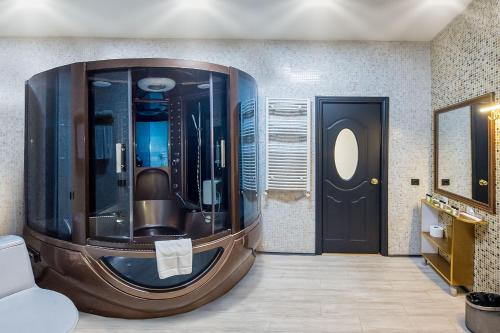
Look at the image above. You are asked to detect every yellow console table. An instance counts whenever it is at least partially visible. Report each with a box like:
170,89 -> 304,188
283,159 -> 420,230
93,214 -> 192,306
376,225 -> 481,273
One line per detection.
420,199 -> 486,296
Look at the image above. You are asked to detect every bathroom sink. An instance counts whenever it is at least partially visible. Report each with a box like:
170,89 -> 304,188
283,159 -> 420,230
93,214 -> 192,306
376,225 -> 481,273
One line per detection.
459,212 -> 482,222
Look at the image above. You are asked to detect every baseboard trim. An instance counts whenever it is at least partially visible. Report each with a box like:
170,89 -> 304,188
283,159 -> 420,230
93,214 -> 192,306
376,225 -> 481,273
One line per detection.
256,251 -> 315,256
257,251 -> 423,258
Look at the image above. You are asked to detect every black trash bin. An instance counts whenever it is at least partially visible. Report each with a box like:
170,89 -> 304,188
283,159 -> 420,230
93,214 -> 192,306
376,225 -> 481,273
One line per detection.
466,292 -> 500,333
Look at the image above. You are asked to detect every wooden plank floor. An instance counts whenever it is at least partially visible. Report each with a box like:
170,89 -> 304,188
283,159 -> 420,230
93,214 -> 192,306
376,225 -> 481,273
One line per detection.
74,254 -> 469,332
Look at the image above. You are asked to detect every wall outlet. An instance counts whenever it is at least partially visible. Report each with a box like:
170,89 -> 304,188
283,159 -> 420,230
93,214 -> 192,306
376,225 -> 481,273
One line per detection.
411,179 -> 419,185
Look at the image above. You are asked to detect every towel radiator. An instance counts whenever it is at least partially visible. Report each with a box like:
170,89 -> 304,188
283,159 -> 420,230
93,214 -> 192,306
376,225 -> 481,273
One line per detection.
265,98 -> 311,197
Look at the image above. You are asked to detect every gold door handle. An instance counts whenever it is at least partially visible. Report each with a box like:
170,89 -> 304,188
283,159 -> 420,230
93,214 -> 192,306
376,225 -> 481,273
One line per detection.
479,179 -> 488,186
370,178 -> 379,185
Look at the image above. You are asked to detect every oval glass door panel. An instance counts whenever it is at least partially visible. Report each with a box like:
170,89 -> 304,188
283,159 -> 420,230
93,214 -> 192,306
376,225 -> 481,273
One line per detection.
334,128 -> 358,180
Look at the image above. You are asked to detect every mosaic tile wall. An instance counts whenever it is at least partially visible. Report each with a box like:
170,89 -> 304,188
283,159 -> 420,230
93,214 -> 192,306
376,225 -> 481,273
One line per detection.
0,38 -> 432,254
431,0 -> 500,292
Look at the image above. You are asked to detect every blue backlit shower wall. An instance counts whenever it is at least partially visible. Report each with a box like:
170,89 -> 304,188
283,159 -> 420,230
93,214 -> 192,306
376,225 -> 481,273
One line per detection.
136,121 -> 169,168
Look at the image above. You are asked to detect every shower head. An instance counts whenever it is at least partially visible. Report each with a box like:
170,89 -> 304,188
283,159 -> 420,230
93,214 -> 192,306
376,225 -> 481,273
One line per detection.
191,114 -> 199,130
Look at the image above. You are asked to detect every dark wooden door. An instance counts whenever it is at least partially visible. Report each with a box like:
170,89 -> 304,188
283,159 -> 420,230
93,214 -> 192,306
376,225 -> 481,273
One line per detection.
319,98 -> 382,253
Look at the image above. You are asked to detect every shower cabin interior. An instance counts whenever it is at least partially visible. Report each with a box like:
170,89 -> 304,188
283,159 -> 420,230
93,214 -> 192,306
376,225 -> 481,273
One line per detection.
23,59 -> 261,318
88,67 -> 229,241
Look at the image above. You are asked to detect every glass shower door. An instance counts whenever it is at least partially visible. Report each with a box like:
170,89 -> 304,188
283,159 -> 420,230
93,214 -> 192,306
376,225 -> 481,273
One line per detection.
25,65 -> 73,241
88,70 -> 133,241
237,70 -> 259,229
211,73 -> 229,233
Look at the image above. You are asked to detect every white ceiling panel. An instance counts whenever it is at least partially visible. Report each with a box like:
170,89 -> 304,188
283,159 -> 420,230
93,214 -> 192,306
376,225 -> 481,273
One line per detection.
0,0 -> 473,41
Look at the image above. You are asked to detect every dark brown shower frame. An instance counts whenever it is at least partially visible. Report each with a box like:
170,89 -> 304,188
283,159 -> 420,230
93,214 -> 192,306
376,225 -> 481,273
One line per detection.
68,59 -> 247,246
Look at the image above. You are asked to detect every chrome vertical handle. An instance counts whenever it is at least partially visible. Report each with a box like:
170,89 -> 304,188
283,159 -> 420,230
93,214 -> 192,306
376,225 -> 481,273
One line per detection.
221,139 -> 226,168
116,143 -> 126,173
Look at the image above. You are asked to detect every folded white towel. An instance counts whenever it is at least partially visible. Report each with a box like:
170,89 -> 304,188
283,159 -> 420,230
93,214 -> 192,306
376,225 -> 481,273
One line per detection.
155,239 -> 192,279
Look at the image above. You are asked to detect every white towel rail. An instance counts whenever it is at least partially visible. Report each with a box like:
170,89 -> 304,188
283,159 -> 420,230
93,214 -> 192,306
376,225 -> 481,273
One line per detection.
265,98 -> 311,197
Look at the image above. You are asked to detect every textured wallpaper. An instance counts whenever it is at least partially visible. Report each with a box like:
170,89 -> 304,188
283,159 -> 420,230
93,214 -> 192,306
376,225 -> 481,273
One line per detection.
431,0 -> 500,292
0,38 -> 432,254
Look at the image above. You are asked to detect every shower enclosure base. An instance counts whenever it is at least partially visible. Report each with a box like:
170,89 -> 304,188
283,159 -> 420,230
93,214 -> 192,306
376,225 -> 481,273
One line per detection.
23,217 -> 261,319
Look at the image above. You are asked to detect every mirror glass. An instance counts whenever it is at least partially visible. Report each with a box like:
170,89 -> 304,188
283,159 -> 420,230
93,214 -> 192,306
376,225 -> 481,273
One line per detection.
334,128 -> 358,181
435,93 -> 494,211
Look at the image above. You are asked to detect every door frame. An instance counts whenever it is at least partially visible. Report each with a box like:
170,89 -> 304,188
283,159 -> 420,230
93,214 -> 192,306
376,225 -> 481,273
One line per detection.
315,96 -> 389,256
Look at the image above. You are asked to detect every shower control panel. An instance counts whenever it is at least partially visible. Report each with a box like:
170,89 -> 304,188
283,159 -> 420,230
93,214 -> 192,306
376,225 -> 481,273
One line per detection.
170,99 -> 185,198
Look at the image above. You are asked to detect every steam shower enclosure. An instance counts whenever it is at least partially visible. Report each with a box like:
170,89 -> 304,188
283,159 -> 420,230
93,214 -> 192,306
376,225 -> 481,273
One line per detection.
23,59 -> 261,318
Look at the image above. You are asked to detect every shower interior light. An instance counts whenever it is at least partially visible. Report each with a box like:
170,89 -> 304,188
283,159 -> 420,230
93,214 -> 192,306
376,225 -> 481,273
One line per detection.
138,78 -> 176,92
92,80 -> 112,88
197,83 -> 210,89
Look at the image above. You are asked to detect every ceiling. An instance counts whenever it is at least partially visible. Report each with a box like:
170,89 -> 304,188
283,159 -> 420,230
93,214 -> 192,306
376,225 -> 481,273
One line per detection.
0,0 -> 473,41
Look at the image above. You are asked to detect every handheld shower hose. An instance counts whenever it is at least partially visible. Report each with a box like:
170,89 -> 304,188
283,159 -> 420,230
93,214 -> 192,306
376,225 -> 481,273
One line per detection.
192,103 -> 211,223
